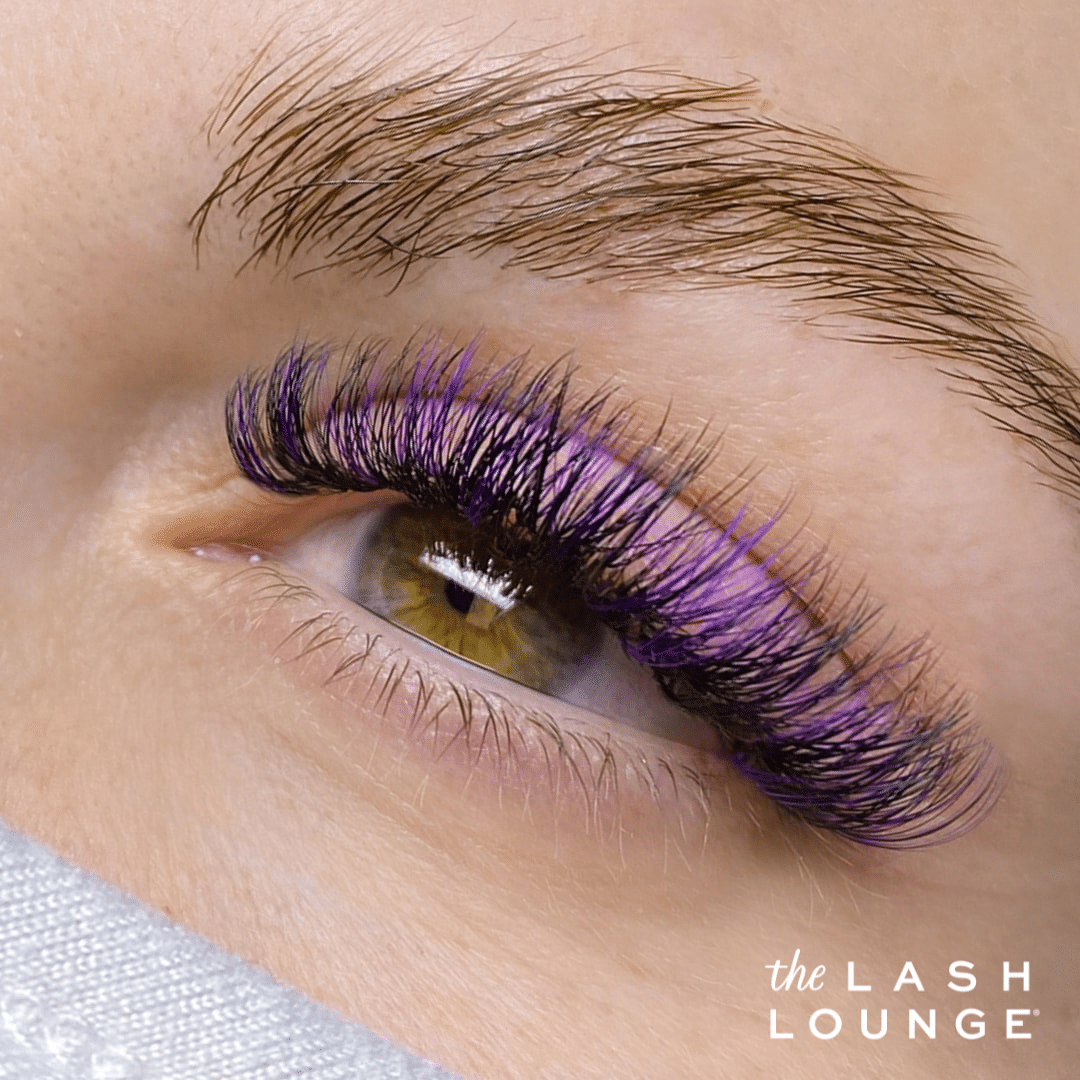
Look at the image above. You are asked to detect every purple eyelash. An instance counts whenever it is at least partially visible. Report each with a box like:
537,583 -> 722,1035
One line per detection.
227,338 -> 1002,847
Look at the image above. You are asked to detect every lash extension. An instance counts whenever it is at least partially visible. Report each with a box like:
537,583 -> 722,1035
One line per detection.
227,338 -> 1003,847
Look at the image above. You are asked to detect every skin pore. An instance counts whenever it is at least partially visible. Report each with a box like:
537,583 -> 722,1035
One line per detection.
0,0 -> 1078,1077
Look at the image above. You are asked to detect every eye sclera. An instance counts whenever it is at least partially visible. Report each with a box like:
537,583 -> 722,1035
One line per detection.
224,337 -> 1003,847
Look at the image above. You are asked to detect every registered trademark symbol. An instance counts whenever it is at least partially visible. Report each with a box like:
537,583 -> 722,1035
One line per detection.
1034,1009 -> 1040,1017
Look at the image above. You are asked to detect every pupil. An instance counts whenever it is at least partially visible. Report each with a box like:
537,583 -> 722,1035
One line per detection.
444,578 -> 476,615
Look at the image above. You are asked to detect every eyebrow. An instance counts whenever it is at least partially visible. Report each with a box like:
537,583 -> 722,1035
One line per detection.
192,41 -> 1080,502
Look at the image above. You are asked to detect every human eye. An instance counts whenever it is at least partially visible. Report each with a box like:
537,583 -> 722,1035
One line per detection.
192,335 -> 1001,849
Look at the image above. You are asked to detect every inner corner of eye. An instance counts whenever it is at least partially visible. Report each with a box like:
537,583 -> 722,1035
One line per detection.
272,498 -> 722,753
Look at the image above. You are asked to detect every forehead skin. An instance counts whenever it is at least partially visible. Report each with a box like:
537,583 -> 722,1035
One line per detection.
0,2 -> 1078,1079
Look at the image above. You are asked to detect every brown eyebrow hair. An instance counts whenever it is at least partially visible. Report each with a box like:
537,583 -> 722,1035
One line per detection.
192,41 -> 1080,501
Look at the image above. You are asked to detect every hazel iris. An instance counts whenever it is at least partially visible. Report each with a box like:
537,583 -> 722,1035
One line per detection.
355,504 -> 601,692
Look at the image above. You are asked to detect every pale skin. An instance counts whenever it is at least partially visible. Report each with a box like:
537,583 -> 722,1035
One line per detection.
1,1 -> 1078,1078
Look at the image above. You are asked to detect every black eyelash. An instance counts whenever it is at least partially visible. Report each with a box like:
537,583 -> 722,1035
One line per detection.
226,337 -> 1003,847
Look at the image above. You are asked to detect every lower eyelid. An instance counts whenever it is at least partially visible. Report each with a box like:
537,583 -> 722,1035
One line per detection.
186,543 -> 777,855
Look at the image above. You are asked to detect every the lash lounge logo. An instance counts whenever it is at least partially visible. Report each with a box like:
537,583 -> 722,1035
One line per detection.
766,950 -> 1036,1041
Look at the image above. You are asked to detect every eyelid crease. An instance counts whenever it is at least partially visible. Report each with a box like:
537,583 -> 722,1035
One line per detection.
221,335 -> 1005,849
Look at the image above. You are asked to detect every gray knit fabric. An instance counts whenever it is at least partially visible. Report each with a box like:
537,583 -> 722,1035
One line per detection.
0,820 -> 459,1079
